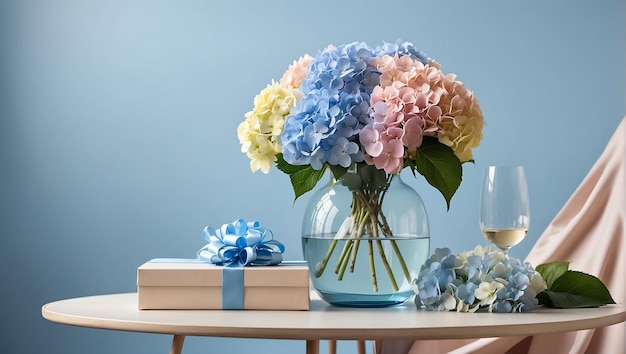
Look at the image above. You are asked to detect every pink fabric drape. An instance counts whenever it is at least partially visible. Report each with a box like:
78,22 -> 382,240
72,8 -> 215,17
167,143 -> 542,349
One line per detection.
377,117 -> 626,354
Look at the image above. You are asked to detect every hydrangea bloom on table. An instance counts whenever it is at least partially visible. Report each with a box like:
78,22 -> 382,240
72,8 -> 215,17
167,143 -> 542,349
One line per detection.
413,245 -> 616,313
413,245 -> 546,313
237,39 -> 485,293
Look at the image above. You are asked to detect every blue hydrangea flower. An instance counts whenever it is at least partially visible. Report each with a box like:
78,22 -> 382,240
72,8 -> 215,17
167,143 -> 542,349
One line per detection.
413,270 -> 442,308
413,248 -> 460,310
327,136 -> 360,168
280,41 -> 379,168
374,39 -> 430,64
516,292 -> 540,312
492,299 -> 513,313
457,281 -> 478,305
413,245 -> 547,313
465,255 -> 484,280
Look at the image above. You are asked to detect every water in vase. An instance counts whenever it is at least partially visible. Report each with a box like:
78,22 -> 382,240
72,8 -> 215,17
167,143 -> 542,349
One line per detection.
303,235 -> 429,307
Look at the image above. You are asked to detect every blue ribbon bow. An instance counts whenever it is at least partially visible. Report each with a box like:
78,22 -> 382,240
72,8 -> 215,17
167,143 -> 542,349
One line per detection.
196,219 -> 284,266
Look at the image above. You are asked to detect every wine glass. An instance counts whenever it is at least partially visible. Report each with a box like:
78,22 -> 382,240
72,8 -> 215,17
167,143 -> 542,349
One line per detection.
479,166 -> 530,255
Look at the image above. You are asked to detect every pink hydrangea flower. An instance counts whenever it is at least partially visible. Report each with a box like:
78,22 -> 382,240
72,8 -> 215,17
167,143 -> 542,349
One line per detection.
359,125 -> 384,157
363,126 -> 405,174
279,54 -> 313,89
362,54 -> 447,167
362,54 -> 483,166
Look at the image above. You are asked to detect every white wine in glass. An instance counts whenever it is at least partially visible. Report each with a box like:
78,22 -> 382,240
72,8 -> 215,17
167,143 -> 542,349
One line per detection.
479,166 -> 530,254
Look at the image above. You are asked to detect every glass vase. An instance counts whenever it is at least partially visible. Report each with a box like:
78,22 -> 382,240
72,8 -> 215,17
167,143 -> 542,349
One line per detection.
302,165 -> 430,307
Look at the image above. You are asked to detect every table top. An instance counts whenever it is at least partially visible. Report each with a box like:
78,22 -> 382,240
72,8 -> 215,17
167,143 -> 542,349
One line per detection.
42,292 -> 626,341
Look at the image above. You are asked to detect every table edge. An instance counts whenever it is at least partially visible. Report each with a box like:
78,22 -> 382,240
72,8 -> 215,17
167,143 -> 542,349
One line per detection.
41,293 -> 626,341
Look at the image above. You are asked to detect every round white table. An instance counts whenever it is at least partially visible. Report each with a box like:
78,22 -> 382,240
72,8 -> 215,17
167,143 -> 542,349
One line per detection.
42,292 -> 626,354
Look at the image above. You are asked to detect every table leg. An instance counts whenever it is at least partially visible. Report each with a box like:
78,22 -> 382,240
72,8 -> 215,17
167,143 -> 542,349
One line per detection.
169,334 -> 185,354
306,340 -> 319,354
328,340 -> 336,354
357,340 -> 366,354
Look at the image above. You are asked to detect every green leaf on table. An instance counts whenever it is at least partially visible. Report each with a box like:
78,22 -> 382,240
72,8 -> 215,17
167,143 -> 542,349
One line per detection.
538,271 -> 616,308
536,261 -> 570,288
409,137 -> 462,210
276,154 -> 326,202
536,291 -> 555,307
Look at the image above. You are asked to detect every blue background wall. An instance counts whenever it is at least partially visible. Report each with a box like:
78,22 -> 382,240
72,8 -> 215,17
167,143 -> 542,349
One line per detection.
1,1 -> 624,353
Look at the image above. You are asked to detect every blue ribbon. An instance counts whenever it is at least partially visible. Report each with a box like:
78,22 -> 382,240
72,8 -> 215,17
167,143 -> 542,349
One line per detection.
196,219 -> 284,266
196,219 -> 284,309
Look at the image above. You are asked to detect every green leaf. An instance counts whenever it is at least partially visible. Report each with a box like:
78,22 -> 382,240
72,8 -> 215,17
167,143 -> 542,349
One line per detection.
275,154 -> 326,202
536,261 -> 570,288
289,167 -> 326,201
276,153 -> 306,175
536,291 -> 554,307
361,164 -> 388,189
539,271 -> 616,308
328,164 -> 348,181
409,137 -> 462,210
538,291 -> 611,309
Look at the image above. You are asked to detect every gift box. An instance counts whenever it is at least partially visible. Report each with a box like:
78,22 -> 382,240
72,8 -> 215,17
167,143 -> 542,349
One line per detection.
137,259 -> 310,310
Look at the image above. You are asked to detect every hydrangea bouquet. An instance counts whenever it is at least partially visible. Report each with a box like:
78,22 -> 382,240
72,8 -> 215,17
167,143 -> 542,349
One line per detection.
238,39 -> 484,291
413,245 -> 616,313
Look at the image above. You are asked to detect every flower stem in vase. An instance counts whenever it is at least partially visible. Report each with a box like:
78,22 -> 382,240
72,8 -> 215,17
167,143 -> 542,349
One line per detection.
390,239 -> 411,282
315,238 -> 338,278
376,239 -> 398,291
349,239 -> 360,272
314,169 -> 412,293
335,240 -> 353,278
374,194 -> 412,282
367,239 -> 378,293
367,199 -> 399,292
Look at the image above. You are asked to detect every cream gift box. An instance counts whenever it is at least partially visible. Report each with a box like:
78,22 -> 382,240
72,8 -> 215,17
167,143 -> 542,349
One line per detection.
137,259 -> 310,310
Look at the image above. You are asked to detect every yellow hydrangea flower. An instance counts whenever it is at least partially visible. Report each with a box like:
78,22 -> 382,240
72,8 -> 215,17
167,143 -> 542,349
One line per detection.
436,79 -> 484,162
237,81 -> 303,173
